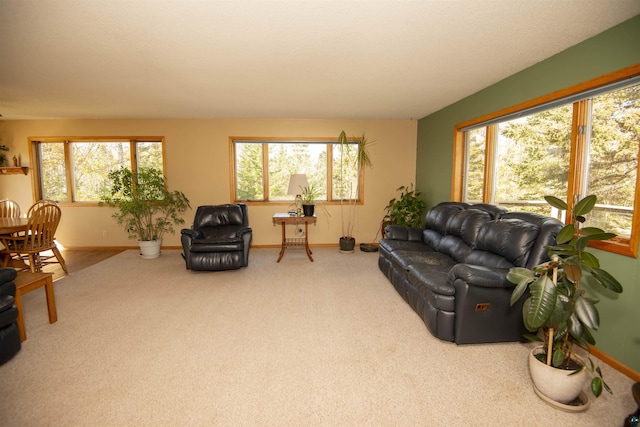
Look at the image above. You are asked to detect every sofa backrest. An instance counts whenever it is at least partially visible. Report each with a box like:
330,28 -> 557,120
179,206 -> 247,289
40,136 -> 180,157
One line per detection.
499,211 -> 563,269
422,202 -> 505,263
194,204 -> 248,229
464,212 -> 563,269
422,202 -> 468,249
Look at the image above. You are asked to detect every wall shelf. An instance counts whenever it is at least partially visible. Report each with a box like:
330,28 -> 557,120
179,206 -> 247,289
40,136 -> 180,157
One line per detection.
0,167 -> 29,175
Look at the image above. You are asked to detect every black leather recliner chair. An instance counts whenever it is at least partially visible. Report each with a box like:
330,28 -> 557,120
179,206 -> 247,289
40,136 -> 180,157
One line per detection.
0,267 -> 21,365
181,204 -> 252,271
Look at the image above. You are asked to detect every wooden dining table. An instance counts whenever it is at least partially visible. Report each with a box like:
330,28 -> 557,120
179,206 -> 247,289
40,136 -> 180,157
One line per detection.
0,217 -> 29,268
0,217 -> 28,235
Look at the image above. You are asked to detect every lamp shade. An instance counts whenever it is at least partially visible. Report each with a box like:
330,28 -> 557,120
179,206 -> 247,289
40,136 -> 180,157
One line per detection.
287,174 -> 309,195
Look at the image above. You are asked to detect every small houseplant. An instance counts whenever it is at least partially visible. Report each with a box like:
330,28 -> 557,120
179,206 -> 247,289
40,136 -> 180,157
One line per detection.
301,182 -> 321,217
100,167 -> 190,259
336,130 -> 373,252
383,183 -> 427,235
507,195 -> 623,404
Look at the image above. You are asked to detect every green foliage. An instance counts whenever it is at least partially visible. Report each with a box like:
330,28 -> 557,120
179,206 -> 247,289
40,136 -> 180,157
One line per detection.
508,195 -> 623,398
301,182 -> 321,205
99,167 -> 190,241
384,183 -> 427,228
492,85 -> 639,235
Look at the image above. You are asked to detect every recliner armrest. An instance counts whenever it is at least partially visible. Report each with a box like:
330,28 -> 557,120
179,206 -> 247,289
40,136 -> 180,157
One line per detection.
384,225 -> 423,241
0,294 -> 14,312
181,229 -> 203,240
449,264 -> 512,289
235,226 -> 253,238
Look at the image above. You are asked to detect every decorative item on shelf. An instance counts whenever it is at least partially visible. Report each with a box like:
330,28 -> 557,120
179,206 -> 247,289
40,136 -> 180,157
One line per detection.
0,145 -> 9,167
12,156 -> 18,167
287,173 -> 308,217
99,167 -> 190,259
507,194 -> 624,408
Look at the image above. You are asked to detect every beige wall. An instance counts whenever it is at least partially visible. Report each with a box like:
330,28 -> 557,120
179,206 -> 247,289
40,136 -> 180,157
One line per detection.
0,118 -> 417,249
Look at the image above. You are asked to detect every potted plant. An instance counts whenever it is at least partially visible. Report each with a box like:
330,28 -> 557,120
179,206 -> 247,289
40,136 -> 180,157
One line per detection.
383,183 -> 427,236
336,130 -> 373,252
100,167 -> 191,259
301,182 -> 321,217
507,195 -> 623,406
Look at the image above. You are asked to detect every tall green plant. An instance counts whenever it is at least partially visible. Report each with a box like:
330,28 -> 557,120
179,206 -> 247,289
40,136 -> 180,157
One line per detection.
100,167 -> 190,241
337,130 -> 373,239
507,195 -> 623,397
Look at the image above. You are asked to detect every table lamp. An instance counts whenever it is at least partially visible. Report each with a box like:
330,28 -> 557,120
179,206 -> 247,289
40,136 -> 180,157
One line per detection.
287,174 -> 308,216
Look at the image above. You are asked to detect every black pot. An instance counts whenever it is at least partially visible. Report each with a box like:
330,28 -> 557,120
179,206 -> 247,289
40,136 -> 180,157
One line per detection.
339,236 -> 356,252
302,204 -> 315,217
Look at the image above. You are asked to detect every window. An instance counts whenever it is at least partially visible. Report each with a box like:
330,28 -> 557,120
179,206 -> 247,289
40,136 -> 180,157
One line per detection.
29,137 -> 165,204
454,65 -> 640,257
230,137 -> 364,203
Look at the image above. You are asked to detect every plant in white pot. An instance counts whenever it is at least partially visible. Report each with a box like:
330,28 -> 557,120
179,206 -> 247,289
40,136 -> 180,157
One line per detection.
507,195 -> 623,407
336,130 -> 373,252
100,167 -> 190,259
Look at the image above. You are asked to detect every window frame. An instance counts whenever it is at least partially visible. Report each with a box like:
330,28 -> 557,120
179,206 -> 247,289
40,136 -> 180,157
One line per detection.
28,136 -> 167,206
452,64 -> 640,257
229,136 -> 365,205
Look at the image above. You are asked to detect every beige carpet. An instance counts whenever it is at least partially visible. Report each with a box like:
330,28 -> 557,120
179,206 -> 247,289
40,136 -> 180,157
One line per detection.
0,247 -> 636,426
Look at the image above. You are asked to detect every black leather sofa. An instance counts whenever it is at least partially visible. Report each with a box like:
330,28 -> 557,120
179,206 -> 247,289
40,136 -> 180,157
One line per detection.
181,204 -> 253,271
378,202 -> 563,344
0,267 -> 21,365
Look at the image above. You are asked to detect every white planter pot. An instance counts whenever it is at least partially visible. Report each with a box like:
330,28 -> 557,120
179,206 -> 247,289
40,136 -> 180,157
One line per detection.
529,345 -> 588,404
138,239 -> 162,259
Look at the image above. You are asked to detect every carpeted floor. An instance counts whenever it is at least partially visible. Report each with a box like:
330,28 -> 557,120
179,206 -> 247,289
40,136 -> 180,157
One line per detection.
0,247 -> 636,426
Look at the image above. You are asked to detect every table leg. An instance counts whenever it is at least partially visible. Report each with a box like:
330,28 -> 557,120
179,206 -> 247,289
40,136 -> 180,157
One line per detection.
304,221 -> 314,262
44,276 -> 57,323
276,221 -> 286,262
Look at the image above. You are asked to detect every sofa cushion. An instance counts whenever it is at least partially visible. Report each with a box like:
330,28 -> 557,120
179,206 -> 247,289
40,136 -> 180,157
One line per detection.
408,263 -> 455,296
378,239 -> 430,255
389,248 -> 454,270
190,238 -> 244,252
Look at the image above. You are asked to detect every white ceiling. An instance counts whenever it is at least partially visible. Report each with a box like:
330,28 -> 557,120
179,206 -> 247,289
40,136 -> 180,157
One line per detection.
1,1 -> 639,121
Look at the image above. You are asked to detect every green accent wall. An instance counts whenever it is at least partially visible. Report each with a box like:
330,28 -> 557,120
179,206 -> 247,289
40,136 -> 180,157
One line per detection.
417,15 -> 640,373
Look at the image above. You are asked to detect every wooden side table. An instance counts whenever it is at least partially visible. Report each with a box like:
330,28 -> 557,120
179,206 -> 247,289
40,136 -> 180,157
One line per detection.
272,213 -> 317,262
13,271 -> 57,341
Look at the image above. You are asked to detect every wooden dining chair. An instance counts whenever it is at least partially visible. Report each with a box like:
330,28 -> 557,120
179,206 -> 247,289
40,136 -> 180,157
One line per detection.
27,200 -> 58,218
0,203 -> 68,274
0,199 -> 21,218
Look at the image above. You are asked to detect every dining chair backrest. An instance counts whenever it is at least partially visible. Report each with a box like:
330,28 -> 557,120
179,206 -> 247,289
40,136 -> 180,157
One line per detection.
24,203 -> 61,251
0,199 -> 21,218
27,200 -> 58,218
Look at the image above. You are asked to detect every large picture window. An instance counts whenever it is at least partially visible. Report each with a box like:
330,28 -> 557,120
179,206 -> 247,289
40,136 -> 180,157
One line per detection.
230,137 -> 364,203
454,66 -> 640,257
29,137 -> 165,204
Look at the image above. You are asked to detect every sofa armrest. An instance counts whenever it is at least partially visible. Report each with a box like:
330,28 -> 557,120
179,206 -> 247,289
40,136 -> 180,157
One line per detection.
384,225 -> 423,241
235,227 -> 253,238
448,264 -> 512,289
181,228 -> 203,240
0,294 -> 14,312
